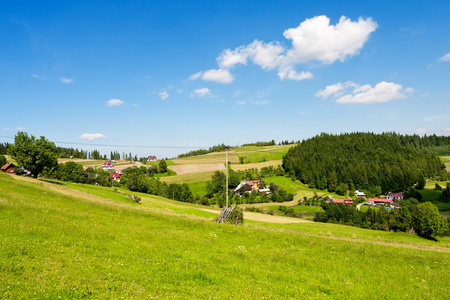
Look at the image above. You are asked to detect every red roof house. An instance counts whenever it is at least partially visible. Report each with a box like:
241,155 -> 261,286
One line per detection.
368,198 -> 393,205
386,192 -> 404,200
1,163 -> 16,175
109,173 -> 121,181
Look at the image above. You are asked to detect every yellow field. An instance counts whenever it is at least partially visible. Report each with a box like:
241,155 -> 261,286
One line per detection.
159,170 -> 217,184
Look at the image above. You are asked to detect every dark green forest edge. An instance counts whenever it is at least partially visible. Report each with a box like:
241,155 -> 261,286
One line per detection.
282,132 -> 449,193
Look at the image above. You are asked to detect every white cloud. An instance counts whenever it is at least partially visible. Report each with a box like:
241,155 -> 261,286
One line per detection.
31,74 -> 46,80
16,127 -> 25,130
235,100 -> 246,105
438,53 -> 450,61
159,91 -> 169,100
191,88 -> 211,97
444,128 -> 450,131
2,128 -> 11,131
60,77 -> 73,84
79,133 -> 106,140
200,15 -> 377,82
107,99 -> 124,107
278,70 -> 313,81
201,69 -> 234,83
189,71 -> 202,80
317,81 -> 413,104
416,128 -> 427,135
282,15 -> 377,65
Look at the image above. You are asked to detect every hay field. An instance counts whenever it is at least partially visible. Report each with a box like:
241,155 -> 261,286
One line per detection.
230,159 -> 283,171
169,163 -> 225,175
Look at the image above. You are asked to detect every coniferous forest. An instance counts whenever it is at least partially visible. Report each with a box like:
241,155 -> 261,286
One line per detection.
282,132 -> 447,194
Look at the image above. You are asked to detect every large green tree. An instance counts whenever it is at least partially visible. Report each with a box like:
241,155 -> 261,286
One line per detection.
8,132 -> 58,178
412,202 -> 449,240
0,154 -> 6,166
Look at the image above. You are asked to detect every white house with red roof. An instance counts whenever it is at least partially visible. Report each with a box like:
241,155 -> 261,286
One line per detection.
386,192 -> 404,201
109,172 -> 121,181
368,198 -> 393,206
101,162 -> 114,171
147,156 -> 157,162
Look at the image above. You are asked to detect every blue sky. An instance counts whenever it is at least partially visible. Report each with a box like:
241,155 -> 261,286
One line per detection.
1,0 -> 449,158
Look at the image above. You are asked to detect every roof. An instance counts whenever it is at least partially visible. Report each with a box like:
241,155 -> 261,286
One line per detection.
110,173 -> 121,178
1,163 -> 15,171
332,199 -> 345,204
369,198 -> 392,203
390,192 -> 404,197
391,202 -> 401,207
102,162 -> 113,166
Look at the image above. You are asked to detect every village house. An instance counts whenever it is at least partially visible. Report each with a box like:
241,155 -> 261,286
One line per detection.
333,196 -> 353,205
368,198 -> 393,206
234,180 -> 270,195
147,156 -> 157,162
354,190 -> 366,198
101,162 -> 114,172
1,163 -> 16,175
386,192 -> 404,201
109,173 -> 121,181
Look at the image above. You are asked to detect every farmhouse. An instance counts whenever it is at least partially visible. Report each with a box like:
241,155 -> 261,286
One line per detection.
234,180 -> 270,195
101,162 -> 114,171
109,173 -> 121,181
1,163 -> 16,175
354,190 -> 366,198
331,196 -> 353,205
368,198 -> 393,206
147,156 -> 157,162
386,192 -> 404,201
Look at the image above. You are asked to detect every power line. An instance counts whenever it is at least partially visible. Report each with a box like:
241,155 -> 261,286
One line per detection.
0,135 -> 208,149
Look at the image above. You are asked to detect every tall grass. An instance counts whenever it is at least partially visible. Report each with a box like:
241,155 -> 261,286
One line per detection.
1,173 -> 449,299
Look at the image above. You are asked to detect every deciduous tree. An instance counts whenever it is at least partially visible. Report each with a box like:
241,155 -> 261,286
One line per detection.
8,132 -> 58,178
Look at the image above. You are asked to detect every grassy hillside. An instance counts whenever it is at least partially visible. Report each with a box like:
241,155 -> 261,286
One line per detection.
1,173 -> 450,298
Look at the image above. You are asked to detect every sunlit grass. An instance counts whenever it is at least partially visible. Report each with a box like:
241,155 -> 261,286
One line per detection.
1,173 -> 450,299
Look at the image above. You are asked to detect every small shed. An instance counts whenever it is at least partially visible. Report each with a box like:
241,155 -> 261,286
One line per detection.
1,163 -> 16,175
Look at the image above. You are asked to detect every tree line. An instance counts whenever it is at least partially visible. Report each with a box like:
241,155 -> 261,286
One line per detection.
315,199 -> 449,240
282,132 -> 447,194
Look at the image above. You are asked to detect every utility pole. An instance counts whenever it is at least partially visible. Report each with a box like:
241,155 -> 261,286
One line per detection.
226,148 -> 229,208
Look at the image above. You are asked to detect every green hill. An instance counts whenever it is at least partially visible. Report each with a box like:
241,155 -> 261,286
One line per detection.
1,173 -> 450,298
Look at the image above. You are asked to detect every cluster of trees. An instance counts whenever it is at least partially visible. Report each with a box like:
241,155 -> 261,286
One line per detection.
241,140 -> 277,147
204,170 -> 293,206
177,144 -> 230,158
53,162 -> 113,186
315,200 -> 449,240
0,142 -> 11,155
283,132 -> 446,194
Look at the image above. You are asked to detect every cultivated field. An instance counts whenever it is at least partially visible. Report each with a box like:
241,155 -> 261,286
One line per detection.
1,173 -> 450,299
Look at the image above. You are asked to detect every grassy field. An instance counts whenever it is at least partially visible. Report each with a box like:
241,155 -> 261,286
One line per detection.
230,159 -> 282,171
1,173 -> 450,298
234,145 -> 293,163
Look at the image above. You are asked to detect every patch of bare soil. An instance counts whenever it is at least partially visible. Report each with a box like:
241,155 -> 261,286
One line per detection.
169,164 -> 225,175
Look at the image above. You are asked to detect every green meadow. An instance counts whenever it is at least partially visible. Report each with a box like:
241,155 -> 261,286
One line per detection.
1,173 -> 450,299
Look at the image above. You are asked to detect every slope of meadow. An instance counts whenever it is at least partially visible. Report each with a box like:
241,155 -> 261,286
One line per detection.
1,173 -> 450,299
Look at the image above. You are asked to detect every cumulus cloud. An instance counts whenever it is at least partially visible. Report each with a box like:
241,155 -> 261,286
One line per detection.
191,88 -> 211,97
189,69 -> 234,84
439,53 -> 450,61
107,99 -> 124,107
16,127 -> 26,130
194,15 -> 377,83
60,77 -> 73,84
316,81 -> 413,104
79,133 -> 106,140
159,91 -> 169,100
